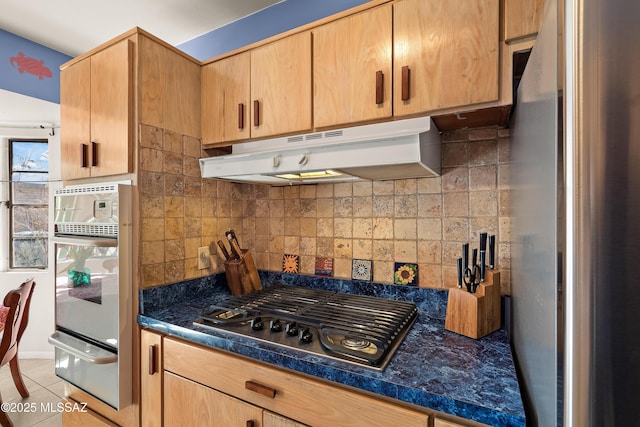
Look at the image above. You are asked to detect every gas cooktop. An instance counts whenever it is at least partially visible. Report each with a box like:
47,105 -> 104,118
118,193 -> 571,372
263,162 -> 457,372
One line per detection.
194,285 -> 418,370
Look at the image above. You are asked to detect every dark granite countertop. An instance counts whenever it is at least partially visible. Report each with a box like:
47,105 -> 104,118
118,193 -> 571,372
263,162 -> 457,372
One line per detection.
138,272 -> 525,427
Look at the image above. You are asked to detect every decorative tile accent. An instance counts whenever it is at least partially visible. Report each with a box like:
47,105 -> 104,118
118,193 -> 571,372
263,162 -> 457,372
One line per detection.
315,257 -> 334,277
394,262 -> 418,286
352,259 -> 373,281
282,254 -> 299,274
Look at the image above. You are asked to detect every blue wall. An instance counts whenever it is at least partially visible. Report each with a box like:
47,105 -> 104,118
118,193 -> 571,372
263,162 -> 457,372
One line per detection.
0,29 -> 71,104
177,0 -> 370,61
1,0 -> 369,103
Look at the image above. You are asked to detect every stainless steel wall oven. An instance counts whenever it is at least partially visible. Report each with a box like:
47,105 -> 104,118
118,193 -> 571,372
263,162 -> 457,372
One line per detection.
48,183 -> 132,409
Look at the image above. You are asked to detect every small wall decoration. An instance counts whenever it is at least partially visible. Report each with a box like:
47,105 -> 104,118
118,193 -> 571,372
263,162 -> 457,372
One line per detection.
352,259 -> 373,281
10,52 -> 52,80
394,262 -> 418,286
315,257 -> 333,277
282,254 -> 300,273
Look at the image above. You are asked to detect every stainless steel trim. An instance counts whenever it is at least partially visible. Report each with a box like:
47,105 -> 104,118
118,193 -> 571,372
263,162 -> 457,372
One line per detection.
51,236 -> 117,247
48,332 -> 117,364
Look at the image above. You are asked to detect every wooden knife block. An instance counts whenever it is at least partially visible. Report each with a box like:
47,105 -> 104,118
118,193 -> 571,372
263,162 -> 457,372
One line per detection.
224,249 -> 262,296
445,270 -> 501,339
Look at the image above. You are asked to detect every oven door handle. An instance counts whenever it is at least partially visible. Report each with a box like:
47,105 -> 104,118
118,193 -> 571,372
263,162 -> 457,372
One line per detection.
51,236 -> 117,248
48,331 -> 117,364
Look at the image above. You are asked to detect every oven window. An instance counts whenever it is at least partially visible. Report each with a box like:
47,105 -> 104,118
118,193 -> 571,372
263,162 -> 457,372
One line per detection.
56,244 -> 117,305
9,139 -> 49,269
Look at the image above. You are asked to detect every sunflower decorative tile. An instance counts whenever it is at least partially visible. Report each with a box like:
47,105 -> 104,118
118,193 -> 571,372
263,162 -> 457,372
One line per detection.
394,262 -> 418,286
315,257 -> 333,277
282,254 -> 299,274
352,259 -> 373,281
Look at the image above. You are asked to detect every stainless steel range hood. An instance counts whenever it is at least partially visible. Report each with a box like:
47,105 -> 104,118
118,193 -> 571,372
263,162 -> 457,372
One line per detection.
199,117 -> 441,185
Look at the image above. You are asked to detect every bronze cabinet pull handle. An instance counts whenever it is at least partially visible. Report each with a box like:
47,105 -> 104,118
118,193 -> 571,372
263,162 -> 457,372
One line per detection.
253,100 -> 260,127
90,141 -> 98,167
238,103 -> 245,130
401,65 -> 411,101
148,344 -> 157,375
81,144 -> 89,168
246,421 -> 255,427
245,380 -> 276,398
375,71 -> 384,104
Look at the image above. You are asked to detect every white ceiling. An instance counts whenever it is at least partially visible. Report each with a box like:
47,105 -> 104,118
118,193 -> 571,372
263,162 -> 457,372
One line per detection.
0,0 -> 282,127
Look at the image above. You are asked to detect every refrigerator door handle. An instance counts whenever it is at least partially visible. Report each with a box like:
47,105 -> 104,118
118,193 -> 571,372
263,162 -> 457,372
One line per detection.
48,331 -> 117,364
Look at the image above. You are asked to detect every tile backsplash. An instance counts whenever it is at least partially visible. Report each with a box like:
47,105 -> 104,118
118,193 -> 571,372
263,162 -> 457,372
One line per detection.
139,124 -> 511,294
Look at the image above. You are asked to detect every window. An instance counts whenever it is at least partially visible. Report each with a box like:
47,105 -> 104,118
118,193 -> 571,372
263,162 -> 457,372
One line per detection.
9,139 -> 48,269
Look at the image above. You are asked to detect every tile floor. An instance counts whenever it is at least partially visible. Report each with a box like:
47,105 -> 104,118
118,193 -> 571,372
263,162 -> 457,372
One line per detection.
0,359 -> 62,426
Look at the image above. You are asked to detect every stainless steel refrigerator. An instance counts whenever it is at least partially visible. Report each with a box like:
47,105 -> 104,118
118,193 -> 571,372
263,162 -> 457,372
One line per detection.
511,0 -> 640,425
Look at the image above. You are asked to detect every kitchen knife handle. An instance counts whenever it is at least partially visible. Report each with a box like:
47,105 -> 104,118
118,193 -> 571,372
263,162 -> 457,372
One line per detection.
245,380 -> 276,398
479,250 -> 486,282
375,70 -> 384,104
81,144 -> 89,168
91,141 -> 98,167
238,103 -> 245,129
253,100 -> 260,127
457,258 -> 463,288
472,248 -> 478,269
462,243 -> 469,270
229,239 -> 243,260
217,240 -> 231,261
479,232 -> 488,252
401,65 -> 411,101
488,235 -> 496,269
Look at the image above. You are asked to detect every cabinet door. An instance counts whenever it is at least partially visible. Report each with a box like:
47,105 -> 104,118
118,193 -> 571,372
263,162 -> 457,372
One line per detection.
313,4 -> 392,128
90,39 -> 133,178
504,0 -> 546,42
394,0 -> 499,116
60,57 -> 91,180
164,371 -> 263,427
202,52 -> 251,146
251,32 -> 312,139
141,330 -> 162,427
264,411 -> 308,427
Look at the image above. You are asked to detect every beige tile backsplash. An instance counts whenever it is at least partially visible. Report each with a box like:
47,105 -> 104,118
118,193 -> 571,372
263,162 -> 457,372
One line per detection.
139,124 -> 511,294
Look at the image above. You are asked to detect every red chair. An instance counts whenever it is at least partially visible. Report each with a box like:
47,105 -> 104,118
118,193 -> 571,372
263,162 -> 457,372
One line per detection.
0,278 -> 35,427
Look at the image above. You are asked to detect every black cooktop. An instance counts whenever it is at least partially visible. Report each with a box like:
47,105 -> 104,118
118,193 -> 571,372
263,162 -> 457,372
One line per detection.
193,285 -> 418,370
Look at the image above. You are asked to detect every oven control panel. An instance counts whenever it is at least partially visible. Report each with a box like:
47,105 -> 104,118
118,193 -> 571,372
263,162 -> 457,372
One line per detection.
94,200 -> 114,220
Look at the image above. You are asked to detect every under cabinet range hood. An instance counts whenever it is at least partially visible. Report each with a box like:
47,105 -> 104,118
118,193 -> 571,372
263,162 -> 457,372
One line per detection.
199,117 -> 441,185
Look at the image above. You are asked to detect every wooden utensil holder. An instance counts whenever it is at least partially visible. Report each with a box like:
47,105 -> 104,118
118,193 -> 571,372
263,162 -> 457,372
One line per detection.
224,249 -> 262,296
445,270 -> 501,339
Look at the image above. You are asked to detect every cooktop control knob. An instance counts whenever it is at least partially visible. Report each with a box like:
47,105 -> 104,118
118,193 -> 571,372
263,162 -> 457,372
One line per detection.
299,328 -> 313,344
285,321 -> 298,336
269,319 -> 282,332
251,317 -> 264,331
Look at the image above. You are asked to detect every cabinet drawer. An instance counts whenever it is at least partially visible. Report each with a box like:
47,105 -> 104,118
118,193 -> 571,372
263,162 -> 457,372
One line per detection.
164,337 -> 428,427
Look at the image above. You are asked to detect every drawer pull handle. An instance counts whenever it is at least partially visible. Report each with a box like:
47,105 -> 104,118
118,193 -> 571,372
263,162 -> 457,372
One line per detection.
375,70 -> 384,104
246,421 -> 255,427
238,103 -> 245,130
148,344 -> 157,375
91,141 -> 98,167
81,144 -> 88,168
401,65 -> 411,101
245,380 -> 276,398
253,100 -> 260,127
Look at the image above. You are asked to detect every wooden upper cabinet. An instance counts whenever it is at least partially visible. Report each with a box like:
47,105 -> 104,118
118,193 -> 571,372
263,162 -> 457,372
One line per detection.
250,31 -> 312,139
313,4 -> 392,129
504,0 -> 546,42
139,35 -> 201,138
201,52 -> 250,146
60,57 -> 91,180
393,0 -> 499,117
60,39 -> 133,180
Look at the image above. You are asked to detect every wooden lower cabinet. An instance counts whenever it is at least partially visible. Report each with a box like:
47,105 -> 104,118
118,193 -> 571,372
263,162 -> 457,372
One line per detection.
264,412 -> 309,427
163,337 -> 428,427
164,372 -> 263,426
